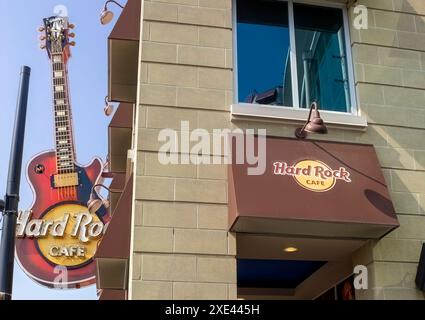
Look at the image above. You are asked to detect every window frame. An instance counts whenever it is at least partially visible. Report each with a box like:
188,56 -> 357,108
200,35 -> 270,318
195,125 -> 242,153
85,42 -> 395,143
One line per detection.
232,0 -> 366,128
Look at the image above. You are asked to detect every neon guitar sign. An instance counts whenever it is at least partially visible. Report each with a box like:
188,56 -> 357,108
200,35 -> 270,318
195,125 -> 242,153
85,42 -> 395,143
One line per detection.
15,15 -> 109,289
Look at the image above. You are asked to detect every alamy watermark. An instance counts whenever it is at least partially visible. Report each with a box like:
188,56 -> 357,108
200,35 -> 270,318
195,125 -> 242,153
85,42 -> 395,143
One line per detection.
158,121 -> 267,176
53,265 -> 69,289
353,5 -> 369,30
353,265 -> 368,290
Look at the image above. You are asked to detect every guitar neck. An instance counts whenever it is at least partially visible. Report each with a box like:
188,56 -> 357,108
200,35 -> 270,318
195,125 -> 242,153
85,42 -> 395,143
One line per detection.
51,53 -> 76,174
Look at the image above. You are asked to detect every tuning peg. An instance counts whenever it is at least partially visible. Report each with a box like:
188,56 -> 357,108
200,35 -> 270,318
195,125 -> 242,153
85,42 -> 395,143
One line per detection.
38,26 -> 45,32
68,32 -> 75,38
39,35 -> 46,41
68,23 -> 75,29
40,44 -> 46,49
69,41 -> 76,46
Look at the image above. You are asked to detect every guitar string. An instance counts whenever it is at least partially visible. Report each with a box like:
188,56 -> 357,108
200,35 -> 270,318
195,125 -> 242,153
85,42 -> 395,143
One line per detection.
52,52 -> 74,174
51,41 -> 77,197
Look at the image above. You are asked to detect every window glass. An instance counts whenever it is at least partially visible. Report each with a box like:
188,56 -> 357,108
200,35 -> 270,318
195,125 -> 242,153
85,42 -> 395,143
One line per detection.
294,4 -> 351,112
237,0 -> 292,106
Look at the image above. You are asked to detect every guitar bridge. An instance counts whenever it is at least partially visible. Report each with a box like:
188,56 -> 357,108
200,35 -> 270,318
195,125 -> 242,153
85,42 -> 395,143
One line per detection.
52,172 -> 79,188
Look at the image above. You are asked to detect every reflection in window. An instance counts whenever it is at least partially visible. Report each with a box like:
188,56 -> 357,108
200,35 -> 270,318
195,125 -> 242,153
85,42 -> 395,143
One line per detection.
237,0 -> 292,107
295,4 -> 351,112
236,0 -> 353,113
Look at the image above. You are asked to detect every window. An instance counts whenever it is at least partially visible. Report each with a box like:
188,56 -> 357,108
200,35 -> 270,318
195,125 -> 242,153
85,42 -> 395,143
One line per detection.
235,0 -> 356,114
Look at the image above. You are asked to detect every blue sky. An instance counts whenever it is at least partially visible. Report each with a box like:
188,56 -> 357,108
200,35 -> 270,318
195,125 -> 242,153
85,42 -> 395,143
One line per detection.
0,0 -> 119,299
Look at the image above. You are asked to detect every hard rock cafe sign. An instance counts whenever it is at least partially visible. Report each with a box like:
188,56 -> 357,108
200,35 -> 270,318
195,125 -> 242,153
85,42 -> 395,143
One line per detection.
17,209 -> 105,265
15,207 -> 108,289
15,15 -> 109,289
273,160 -> 351,192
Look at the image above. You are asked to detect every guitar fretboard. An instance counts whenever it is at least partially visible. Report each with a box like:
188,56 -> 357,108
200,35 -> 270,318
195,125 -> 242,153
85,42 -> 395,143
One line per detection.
51,53 -> 76,174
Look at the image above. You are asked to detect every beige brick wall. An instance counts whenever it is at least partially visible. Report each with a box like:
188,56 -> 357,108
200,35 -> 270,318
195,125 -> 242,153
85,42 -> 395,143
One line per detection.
131,0 -> 235,300
131,0 -> 425,300
349,0 -> 425,300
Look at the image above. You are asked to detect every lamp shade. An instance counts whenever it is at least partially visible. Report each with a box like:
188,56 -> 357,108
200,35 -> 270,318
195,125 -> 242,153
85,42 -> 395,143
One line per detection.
87,193 -> 103,214
295,102 -> 328,139
304,108 -> 328,134
100,10 -> 114,25
104,104 -> 114,116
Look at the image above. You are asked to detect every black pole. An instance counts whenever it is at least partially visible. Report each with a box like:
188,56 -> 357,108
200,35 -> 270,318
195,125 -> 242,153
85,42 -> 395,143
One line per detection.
0,66 -> 31,300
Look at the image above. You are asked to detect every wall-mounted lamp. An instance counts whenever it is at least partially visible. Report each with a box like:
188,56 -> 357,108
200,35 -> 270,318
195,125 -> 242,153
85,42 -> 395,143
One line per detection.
104,96 -> 114,116
87,184 -> 111,214
100,0 -> 124,25
295,101 -> 328,139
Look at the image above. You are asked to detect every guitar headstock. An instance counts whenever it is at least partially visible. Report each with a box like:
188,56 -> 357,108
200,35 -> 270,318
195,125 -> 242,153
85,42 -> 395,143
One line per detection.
39,15 -> 75,59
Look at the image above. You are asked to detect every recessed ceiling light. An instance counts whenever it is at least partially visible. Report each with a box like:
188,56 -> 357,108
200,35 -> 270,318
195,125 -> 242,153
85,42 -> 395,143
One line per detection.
283,246 -> 298,253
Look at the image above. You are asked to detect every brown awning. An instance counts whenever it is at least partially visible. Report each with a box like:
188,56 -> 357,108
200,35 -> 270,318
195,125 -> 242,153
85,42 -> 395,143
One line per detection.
99,289 -> 127,300
109,173 -> 126,193
108,0 -> 141,103
108,103 -> 133,173
229,136 -> 399,239
96,174 -> 133,260
95,175 -> 133,292
109,172 -> 126,214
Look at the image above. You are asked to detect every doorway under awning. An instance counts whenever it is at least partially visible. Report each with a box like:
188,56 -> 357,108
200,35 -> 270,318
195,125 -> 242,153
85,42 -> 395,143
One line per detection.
228,136 -> 399,239
229,135 -> 399,299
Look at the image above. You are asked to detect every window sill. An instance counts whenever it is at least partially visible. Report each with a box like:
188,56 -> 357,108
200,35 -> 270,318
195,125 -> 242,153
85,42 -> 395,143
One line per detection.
231,103 -> 368,131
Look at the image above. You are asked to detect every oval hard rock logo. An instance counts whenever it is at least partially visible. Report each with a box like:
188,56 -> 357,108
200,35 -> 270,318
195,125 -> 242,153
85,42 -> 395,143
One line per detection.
15,203 -> 109,288
273,160 -> 351,192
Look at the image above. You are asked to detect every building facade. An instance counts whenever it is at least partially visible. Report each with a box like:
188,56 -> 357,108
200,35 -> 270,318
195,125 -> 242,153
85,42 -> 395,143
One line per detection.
96,0 -> 425,300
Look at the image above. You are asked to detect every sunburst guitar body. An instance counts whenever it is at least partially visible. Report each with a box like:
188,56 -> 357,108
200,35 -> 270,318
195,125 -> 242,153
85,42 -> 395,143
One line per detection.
15,151 -> 108,288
